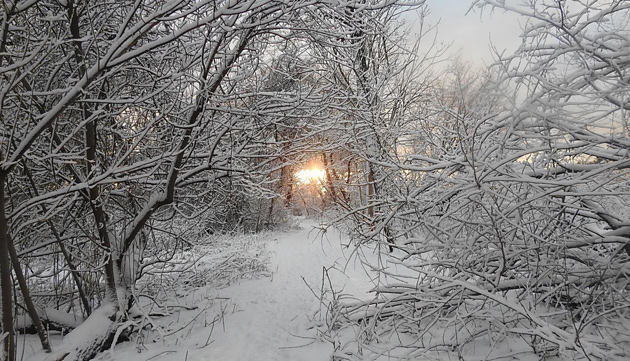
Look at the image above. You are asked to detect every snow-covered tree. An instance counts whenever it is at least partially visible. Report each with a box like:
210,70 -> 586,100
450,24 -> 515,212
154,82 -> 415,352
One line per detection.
0,1 -> 418,360
331,1 -> 630,359
309,3 -> 442,236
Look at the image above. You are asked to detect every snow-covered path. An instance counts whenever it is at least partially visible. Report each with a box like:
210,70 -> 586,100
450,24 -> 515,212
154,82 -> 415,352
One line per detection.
187,219 -> 371,361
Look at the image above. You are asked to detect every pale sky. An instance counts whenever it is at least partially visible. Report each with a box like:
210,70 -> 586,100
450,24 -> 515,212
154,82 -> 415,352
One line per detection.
408,0 -> 525,67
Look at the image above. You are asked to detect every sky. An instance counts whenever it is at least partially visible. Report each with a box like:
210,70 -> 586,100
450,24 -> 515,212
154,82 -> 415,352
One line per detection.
407,0 -> 525,67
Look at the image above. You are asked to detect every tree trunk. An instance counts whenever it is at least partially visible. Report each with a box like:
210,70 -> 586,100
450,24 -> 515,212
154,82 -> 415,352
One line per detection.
7,236 -> 51,353
367,165 -> 375,220
0,173 -> 15,361
35,303 -> 126,361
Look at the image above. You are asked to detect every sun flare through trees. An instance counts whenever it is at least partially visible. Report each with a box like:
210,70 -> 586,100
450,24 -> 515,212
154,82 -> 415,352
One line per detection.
294,168 -> 325,185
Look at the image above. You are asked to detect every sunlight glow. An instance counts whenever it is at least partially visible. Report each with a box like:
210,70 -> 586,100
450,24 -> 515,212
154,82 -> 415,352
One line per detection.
295,168 -> 325,184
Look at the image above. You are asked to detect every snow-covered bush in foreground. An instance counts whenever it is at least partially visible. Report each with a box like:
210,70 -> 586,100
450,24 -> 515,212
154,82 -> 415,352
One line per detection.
22,231 -> 272,361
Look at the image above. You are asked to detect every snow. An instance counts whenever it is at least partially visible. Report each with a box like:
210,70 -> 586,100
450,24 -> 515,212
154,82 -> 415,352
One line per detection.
16,308 -> 84,331
17,218 -> 374,361
184,238 -> 330,359
129,218 -> 374,361
171,220 -> 378,361
17,218 -> 584,361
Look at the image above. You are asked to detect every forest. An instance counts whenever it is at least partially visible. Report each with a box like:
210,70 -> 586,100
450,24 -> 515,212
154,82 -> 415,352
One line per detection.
1,0 -> 630,360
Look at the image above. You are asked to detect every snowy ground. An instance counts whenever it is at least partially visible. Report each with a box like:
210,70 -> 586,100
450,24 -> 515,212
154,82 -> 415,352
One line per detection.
20,218 -> 377,361
154,219 -> 369,361
19,218 -> 560,361
193,223 -> 358,360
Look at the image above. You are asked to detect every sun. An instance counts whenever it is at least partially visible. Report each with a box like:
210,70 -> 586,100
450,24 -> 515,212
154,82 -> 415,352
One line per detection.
295,168 -> 325,184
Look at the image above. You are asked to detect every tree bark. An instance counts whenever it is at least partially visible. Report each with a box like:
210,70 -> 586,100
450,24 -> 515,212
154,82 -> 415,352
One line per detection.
0,173 -> 15,361
0,5 -> 16,360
